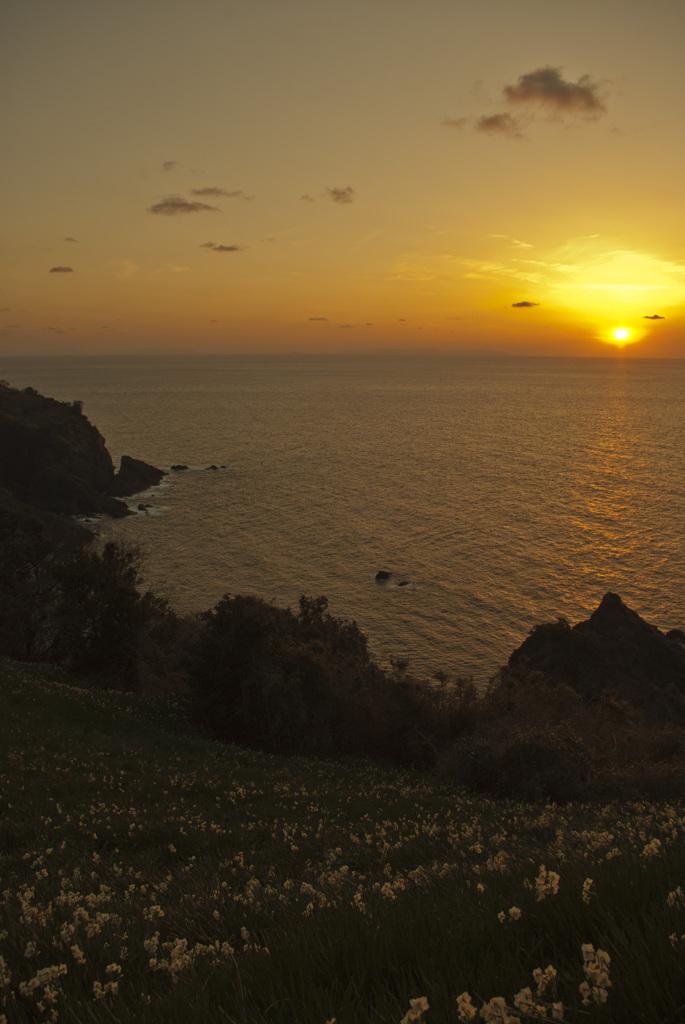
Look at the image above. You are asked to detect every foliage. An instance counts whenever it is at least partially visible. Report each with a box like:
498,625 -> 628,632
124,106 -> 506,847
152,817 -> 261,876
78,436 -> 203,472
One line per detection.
0,509 -> 177,690
0,508 -> 57,661
189,593 -> 404,760
437,663 -> 685,801
49,541 -> 177,689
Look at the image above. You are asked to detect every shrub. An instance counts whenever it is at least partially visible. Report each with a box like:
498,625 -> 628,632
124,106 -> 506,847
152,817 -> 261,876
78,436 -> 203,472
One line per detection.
438,730 -> 592,802
0,507 -> 56,660
49,541 -> 177,689
0,509 -> 177,690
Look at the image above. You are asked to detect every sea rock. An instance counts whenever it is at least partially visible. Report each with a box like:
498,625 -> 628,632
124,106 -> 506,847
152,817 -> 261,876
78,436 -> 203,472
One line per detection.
508,592 -> 685,721
171,464 -> 188,471
375,570 -> 392,580
109,455 -> 166,497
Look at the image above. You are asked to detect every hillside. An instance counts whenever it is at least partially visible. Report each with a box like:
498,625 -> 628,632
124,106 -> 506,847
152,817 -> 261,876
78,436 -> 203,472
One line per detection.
1,658 -> 683,1023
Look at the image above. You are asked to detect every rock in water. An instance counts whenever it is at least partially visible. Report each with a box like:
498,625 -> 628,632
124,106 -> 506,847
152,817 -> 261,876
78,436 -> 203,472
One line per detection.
110,455 -> 166,497
508,592 -> 685,721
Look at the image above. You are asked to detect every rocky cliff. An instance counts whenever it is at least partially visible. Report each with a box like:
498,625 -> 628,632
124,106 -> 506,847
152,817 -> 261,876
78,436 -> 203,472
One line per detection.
0,382 -> 165,519
508,592 -> 685,721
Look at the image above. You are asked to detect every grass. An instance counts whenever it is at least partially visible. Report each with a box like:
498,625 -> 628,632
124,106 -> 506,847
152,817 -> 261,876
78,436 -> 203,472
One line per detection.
1,658 -> 684,1023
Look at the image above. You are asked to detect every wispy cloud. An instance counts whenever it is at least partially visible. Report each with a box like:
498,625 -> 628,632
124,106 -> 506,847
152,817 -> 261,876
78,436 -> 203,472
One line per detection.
442,116 -> 470,130
162,160 -> 178,172
300,193 -> 315,202
644,314 -> 665,319
491,234 -> 533,249
504,66 -> 606,115
309,316 -> 329,321
64,236 -> 77,243
112,259 -> 140,280
475,113 -> 523,138
512,300 -> 540,307
49,266 -> 74,273
201,242 -> 244,252
147,195 -> 220,215
191,187 -> 254,200
326,186 -> 356,205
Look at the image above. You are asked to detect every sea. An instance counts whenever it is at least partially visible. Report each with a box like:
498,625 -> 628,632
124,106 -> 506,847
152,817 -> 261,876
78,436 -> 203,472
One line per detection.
3,352 -> 684,683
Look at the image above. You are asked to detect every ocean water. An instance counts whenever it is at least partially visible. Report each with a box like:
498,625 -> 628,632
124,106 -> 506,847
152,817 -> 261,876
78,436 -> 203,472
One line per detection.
3,352 -> 685,681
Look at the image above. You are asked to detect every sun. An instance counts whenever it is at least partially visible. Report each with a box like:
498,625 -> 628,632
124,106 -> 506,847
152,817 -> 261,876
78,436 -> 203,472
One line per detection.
610,326 -> 631,346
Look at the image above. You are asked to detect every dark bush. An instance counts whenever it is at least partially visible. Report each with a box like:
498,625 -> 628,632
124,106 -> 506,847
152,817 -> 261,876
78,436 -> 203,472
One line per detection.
186,592 -> 466,763
0,508 -> 177,690
0,507 -> 56,660
437,731 -> 592,802
49,542 -> 177,689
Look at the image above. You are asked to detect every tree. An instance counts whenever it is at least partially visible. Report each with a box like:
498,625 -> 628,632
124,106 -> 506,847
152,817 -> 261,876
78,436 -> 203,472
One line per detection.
49,541 -> 175,689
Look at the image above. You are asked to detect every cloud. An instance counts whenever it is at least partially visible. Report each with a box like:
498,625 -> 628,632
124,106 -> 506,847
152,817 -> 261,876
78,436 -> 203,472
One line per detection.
475,113 -> 523,138
147,195 -> 220,215
326,186 -> 356,205
64,236 -> 77,243
162,161 -> 178,171
201,242 -> 243,252
309,317 -> 329,321
191,187 -> 254,200
512,300 -> 540,307
300,194 -> 315,202
49,266 -> 74,273
503,66 -> 606,115
442,116 -> 471,130
113,259 -> 140,280
491,234 -> 533,249
643,314 -> 665,319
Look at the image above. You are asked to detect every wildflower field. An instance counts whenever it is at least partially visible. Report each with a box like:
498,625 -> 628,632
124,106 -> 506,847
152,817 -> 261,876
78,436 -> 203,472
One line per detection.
1,659 -> 684,1023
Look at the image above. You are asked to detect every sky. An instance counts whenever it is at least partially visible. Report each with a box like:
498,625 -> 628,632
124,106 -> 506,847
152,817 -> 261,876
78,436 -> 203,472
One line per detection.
2,0 -> 685,357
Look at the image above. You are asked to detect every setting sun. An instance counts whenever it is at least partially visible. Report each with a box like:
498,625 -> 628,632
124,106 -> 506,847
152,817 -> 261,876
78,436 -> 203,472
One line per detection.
613,327 -> 630,343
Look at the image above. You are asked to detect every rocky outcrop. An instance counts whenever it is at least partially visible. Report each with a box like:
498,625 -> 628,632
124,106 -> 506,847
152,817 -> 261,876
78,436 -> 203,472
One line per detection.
508,592 -> 685,721
110,456 -> 166,497
0,382 -> 165,519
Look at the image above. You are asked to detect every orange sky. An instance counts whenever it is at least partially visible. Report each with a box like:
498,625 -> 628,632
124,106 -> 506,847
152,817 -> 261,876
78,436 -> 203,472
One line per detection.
2,0 -> 685,357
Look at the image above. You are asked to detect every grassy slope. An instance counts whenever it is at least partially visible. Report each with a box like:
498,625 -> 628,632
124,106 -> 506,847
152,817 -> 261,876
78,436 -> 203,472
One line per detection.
1,659 -> 684,1023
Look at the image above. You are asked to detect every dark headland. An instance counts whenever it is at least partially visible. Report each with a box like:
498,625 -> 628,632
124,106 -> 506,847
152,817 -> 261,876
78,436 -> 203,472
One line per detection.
0,380 -> 164,530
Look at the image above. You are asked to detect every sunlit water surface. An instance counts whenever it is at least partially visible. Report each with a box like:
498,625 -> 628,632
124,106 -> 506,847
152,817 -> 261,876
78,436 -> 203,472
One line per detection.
3,353 -> 684,681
